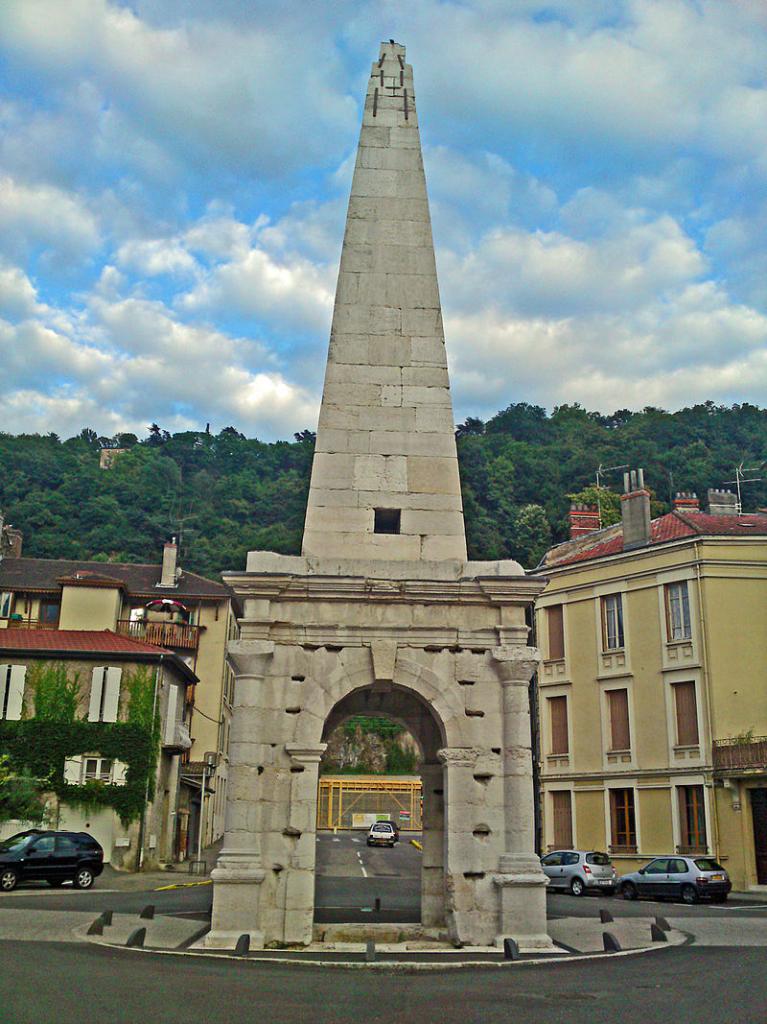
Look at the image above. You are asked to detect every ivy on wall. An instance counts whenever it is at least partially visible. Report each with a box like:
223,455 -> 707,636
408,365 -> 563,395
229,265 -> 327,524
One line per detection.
0,662 -> 161,825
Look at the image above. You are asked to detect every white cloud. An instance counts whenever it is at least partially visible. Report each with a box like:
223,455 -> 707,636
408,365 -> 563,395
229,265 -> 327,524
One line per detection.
0,177 -> 100,262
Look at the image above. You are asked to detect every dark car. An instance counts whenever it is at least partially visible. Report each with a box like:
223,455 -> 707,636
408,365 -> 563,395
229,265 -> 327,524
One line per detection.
0,830 -> 104,892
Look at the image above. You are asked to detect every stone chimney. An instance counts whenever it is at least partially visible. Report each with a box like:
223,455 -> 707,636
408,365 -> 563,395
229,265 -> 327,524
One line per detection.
160,538 -> 179,587
569,503 -> 601,539
620,469 -> 651,551
707,489 -> 738,516
673,492 -> 700,512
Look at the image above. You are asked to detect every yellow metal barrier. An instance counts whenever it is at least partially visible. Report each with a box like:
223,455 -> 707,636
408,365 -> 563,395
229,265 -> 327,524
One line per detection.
317,774 -> 422,830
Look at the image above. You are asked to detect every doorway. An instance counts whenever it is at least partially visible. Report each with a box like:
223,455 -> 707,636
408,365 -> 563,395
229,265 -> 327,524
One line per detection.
751,789 -> 767,884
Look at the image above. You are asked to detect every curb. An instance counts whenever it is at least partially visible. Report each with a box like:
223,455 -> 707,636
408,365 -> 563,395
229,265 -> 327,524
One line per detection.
89,936 -> 682,971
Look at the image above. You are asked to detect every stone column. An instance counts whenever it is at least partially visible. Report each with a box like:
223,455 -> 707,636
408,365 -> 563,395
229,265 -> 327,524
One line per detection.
282,743 -> 327,945
207,640 -> 273,948
420,762 -> 445,928
491,640 -> 552,949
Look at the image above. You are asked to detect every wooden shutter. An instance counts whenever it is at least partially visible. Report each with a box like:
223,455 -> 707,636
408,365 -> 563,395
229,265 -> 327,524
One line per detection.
673,682 -> 699,745
608,689 -> 630,751
5,665 -> 25,720
112,760 -> 129,786
102,667 -> 122,723
548,696 -> 569,754
88,667 -> 105,722
547,605 -> 565,660
0,664 -> 8,718
552,791 -> 573,847
64,756 -> 83,785
164,682 -> 179,745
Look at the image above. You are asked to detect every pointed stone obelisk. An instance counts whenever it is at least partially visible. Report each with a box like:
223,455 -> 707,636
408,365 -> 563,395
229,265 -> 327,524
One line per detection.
302,40 -> 466,564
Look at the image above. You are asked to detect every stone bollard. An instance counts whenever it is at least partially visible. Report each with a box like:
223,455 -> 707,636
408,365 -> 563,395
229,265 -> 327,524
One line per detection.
234,934 -> 250,956
374,897 -> 381,912
602,931 -> 622,953
365,940 -> 376,963
86,918 -> 103,936
503,937 -> 520,961
139,904 -> 155,920
650,923 -> 667,942
126,927 -> 146,948
599,908 -> 614,923
654,915 -> 671,932
101,910 -> 113,927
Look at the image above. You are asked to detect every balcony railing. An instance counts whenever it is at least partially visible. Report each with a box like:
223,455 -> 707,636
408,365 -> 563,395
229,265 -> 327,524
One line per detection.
713,736 -> 767,772
115,619 -> 201,651
5,618 -> 59,630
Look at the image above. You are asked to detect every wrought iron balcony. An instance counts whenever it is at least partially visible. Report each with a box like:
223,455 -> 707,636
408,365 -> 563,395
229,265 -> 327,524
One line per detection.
713,736 -> 767,772
115,619 -> 201,651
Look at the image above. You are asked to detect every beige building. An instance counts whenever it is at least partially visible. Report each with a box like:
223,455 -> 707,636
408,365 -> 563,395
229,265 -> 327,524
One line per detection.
0,627 -> 195,868
533,480 -> 767,892
0,536 -> 237,862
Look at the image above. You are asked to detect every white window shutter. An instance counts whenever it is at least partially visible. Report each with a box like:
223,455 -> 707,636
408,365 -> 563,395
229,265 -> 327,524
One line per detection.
0,664 -> 8,717
164,683 -> 178,745
112,759 -> 128,786
88,667 -> 104,722
64,755 -> 83,784
5,665 -> 25,720
102,667 -> 122,723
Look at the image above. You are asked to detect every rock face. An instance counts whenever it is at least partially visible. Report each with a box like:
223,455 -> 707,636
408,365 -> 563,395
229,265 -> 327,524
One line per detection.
208,41 -> 550,952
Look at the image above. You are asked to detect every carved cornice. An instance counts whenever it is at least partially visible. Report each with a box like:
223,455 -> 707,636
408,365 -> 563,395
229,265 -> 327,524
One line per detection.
285,743 -> 327,765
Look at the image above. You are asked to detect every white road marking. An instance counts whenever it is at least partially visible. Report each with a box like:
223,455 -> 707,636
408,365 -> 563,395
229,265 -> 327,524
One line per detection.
708,903 -> 767,911
351,838 -> 361,844
356,851 -> 368,878
332,838 -> 341,843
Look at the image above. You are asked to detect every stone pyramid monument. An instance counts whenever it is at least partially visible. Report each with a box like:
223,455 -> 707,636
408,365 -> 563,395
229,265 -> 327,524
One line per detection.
208,41 -> 550,952
302,39 -> 465,565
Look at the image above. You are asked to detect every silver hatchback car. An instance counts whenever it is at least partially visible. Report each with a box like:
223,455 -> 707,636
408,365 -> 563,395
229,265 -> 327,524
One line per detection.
541,850 -> 617,896
618,856 -> 731,904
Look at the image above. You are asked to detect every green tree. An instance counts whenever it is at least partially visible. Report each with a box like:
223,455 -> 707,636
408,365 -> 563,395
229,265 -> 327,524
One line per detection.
0,754 -> 47,825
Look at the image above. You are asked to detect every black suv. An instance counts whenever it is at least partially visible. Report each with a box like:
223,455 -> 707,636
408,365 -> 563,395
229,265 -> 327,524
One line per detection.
0,830 -> 104,892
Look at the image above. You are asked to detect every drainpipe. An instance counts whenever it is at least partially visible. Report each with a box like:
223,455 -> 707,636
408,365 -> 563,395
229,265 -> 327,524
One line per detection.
694,544 -> 722,863
135,654 -> 164,871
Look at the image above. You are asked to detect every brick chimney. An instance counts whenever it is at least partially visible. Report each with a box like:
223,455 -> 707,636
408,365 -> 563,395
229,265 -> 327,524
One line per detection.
569,503 -> 601,539
159,537 -> 179,587
707,489 -> 738,516
620,468 -> 651,551
673,492 -> 700,512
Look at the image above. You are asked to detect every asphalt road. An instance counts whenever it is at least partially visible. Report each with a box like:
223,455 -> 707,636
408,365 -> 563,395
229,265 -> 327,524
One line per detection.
2,941 -> 766,1024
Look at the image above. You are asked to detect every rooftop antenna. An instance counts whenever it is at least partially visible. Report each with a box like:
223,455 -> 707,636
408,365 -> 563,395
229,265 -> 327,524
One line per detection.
595,462 -> 629,528
724,461 -> 764,514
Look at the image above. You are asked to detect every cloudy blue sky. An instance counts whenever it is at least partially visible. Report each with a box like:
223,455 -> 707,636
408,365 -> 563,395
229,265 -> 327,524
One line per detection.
1,0 -> 765,440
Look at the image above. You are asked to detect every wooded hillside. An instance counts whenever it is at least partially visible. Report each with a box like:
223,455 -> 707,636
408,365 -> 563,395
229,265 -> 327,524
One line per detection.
1,402 -> 765,577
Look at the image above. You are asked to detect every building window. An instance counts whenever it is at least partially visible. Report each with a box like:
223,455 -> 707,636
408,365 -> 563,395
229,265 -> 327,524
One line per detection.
0,592 -> 12,618
672,681 -> 699,746
601,594 -> 624,650
546,605 -> 565,660
665,582 -> 691,641
87,667 -> 122,723
374,508 -> 401,534
548,695 -> 569,755
610,788 -> 637,850
84,757 -> 113,783
607,688 -> 631,751
39,601 -> 60,625
678,785 -> 707,852
0,664 -> 26,720
551,791 -> 573,848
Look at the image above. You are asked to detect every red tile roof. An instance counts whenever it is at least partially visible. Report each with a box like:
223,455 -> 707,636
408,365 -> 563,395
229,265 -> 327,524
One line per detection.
0,628 -> 172,655
541,511 -> 767,569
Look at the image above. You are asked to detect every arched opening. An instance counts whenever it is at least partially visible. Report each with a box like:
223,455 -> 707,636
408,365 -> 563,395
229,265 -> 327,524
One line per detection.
314,684 -> 446,930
